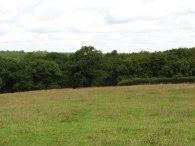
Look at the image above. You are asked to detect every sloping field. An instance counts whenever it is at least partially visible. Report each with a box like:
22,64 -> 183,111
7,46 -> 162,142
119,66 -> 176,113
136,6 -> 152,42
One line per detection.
0,84 -> 195,146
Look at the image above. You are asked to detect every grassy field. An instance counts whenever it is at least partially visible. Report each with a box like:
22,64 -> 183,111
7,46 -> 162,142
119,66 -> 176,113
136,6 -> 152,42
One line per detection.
0,84 -> 195,146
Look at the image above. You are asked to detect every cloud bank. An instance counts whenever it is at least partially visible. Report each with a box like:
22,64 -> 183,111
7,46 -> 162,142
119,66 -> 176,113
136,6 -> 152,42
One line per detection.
0,0 -> 195,52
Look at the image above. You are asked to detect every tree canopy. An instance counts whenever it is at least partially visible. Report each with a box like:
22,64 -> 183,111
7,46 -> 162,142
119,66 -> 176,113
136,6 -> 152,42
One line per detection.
0,46 -> 194,93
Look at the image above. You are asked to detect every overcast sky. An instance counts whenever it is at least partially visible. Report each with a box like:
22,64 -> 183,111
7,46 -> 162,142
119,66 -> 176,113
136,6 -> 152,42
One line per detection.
0,0 -> 195,53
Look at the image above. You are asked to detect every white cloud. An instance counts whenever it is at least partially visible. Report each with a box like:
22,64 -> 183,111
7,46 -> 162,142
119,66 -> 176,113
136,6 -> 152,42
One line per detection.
0,0 -> 195,52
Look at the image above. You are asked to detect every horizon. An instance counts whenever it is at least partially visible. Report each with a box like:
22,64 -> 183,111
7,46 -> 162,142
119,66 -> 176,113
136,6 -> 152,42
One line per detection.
0,46 -> 194,54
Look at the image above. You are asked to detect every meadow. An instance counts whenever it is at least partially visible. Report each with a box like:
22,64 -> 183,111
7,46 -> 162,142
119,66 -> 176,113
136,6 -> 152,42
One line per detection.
0,84 -> 195,146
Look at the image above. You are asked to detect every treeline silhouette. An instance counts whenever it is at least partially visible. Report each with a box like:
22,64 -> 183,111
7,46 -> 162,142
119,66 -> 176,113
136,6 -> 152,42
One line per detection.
0,46 -> 195,93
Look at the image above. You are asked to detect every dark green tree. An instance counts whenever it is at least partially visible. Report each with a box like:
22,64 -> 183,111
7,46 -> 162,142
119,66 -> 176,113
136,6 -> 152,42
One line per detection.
68,46 -> 103,88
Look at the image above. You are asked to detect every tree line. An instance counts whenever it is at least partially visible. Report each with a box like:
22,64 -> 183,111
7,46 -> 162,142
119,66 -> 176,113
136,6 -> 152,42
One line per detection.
0,46 -> 195,93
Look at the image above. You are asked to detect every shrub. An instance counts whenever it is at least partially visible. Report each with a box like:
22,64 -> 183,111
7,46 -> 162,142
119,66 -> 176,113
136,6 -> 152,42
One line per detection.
117,76 -> 195,86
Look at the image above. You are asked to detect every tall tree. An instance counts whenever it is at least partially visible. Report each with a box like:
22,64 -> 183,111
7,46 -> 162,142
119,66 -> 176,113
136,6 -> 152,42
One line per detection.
68,46 -> 103,88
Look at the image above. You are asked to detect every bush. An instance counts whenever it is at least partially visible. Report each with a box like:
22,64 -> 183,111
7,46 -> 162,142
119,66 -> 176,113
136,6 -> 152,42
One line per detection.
117,76 -> 195,86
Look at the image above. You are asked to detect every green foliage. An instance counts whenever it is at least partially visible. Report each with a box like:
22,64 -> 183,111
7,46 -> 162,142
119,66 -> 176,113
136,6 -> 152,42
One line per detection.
68,46 -> 103,88
29,59 -> 62,89
0,50 -> 26,61
0,47 -> 195,93
118,76 -> 195,86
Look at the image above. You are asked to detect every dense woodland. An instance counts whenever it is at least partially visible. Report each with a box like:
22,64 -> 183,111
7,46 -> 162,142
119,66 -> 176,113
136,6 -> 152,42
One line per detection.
0,46 -> 195,93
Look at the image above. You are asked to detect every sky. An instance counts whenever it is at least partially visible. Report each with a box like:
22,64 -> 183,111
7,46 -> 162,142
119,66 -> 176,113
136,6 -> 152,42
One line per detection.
0,0 -> 195,53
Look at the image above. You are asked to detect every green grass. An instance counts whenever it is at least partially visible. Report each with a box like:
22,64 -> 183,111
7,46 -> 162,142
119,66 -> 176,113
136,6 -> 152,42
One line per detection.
0,84 -> 195,146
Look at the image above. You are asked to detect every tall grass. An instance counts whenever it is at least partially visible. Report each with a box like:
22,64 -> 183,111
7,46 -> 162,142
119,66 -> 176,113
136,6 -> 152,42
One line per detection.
0,84 -> 195,146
